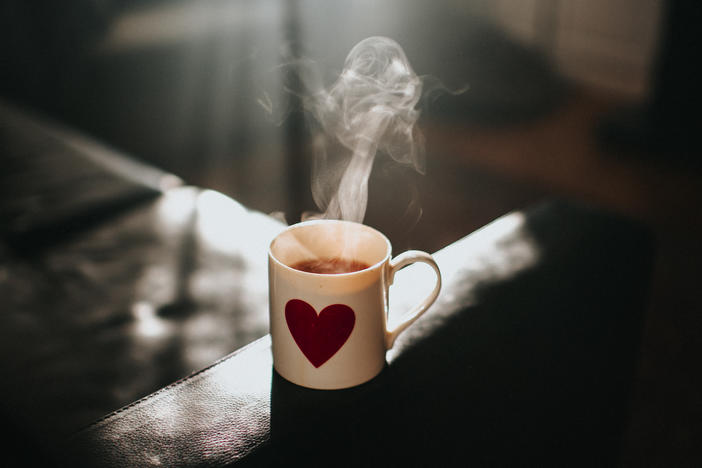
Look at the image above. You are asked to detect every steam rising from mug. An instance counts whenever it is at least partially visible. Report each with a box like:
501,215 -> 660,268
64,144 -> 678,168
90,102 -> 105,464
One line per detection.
303,36 -> 425,223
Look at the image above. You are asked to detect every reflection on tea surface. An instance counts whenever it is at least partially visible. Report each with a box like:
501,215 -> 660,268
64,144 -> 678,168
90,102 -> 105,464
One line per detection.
290,258 -> 370,274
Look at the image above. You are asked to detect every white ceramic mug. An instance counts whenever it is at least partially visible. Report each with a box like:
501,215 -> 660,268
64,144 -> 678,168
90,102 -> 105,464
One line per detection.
268,219 -> 441,389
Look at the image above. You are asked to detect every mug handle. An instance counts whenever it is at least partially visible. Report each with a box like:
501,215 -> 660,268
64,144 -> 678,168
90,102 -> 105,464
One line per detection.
385,250 -> 442,349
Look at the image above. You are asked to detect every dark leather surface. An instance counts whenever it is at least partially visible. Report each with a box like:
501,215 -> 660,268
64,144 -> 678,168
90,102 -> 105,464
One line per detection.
0,101 -> 286,466
66,200 -> 654,467
0,99 -> 654,467
1,186 -> 285,435
0,98 -> 181,250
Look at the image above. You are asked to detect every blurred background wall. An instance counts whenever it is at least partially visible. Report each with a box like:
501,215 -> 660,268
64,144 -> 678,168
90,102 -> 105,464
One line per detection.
0,0 -> 666,208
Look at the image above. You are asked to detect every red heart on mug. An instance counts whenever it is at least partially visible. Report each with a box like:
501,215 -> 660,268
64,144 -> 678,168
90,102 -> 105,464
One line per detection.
285,299 -> 355,368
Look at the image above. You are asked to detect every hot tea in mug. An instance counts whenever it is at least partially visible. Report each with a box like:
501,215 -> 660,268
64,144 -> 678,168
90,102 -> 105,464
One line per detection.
268,219 -> 441,389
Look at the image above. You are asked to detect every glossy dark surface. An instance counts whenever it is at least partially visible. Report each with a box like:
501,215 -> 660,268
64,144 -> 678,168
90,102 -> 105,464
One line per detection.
68,200 -> 653,467
0,101 -> 286,465
1,99 -> 653,466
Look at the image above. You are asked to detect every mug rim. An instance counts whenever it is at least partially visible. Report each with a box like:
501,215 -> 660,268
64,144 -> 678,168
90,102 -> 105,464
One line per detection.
268,219 -> 392,277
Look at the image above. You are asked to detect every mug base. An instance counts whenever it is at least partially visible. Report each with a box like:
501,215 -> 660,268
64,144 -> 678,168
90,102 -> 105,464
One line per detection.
272,361 -> 386,390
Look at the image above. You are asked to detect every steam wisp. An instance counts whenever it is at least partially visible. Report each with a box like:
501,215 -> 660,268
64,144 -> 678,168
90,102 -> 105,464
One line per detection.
303,36 -> 425,223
